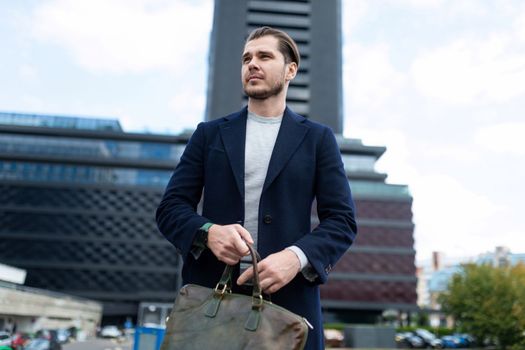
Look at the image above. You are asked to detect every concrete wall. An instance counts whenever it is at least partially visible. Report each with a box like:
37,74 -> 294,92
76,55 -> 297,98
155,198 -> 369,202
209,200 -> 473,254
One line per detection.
0,284 -> 102,334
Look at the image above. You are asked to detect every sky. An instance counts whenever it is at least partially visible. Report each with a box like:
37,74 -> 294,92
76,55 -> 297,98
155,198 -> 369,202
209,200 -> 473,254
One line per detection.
0,0 -> 524,263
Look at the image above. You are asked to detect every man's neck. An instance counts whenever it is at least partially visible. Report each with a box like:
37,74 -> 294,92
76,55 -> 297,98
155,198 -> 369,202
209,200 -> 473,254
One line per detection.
247,94 -> 286,117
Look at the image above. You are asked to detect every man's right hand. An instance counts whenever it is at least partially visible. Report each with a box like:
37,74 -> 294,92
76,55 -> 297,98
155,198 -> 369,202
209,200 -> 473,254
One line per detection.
207,224 -> 253,265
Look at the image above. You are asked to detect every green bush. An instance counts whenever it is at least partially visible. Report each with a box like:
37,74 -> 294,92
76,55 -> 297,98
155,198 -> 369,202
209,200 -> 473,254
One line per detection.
323,323 -> 347,331
439,263 -> 525,350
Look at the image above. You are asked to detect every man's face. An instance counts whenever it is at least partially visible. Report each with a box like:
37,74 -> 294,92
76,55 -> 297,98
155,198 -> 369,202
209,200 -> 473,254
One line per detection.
241,35 -> 295,100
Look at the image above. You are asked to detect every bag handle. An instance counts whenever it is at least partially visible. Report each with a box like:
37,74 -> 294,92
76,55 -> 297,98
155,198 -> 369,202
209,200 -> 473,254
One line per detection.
206,244 -> 266,331
213,243 -> 262,294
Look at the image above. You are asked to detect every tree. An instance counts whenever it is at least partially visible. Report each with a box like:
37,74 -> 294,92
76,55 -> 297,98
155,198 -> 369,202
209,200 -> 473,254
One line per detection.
439,263 -> 525,349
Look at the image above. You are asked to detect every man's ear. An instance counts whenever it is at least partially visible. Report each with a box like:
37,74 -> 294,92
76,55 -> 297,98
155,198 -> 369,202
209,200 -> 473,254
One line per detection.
285,62 -> 298,81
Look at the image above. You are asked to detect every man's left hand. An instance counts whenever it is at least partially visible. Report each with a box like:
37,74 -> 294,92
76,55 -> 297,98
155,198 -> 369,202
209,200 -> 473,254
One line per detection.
237,249 -> 301,294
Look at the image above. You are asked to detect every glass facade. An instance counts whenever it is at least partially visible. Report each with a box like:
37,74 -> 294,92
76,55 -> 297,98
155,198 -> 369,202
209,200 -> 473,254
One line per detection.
351,180 -> 410,199
0,112 -> 122,131
0,161 -> 172,187
0,157 -> 408,195
341,154 -> 376,172
0,134 -> 185,162
0,114 -> 186,187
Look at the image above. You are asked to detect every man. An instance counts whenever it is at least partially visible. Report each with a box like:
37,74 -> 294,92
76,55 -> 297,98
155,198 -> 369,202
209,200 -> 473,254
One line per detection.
156,26 -> 357,350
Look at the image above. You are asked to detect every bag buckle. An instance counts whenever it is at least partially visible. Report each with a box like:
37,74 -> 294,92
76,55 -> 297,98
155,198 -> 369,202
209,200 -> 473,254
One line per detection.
252,294 -> 263,309
214,282 -> 230,295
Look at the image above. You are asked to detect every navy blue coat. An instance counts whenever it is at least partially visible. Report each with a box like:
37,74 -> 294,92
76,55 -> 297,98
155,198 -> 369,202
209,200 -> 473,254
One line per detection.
156,106 -> 357,349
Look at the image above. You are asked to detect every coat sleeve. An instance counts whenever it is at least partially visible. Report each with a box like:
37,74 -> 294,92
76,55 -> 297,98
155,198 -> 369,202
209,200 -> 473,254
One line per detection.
156,122 -> 210,260
294,126 -> 357,284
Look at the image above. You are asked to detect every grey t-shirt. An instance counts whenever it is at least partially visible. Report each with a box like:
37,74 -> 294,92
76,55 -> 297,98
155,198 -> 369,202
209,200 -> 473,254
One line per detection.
243,111 -> 282,249
241,111 -> 282,271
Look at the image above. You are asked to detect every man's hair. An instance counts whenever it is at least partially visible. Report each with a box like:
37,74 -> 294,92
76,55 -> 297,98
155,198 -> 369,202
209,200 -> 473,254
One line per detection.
246,26 -> 300,68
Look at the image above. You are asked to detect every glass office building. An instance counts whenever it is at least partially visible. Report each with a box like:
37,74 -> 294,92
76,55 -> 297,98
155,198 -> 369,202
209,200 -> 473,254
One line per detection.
0,112 -> 188,321
0,111 -> 415,323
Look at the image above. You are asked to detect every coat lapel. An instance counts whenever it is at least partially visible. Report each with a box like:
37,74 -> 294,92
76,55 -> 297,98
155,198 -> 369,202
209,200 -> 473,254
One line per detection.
263,107 -> 310,192
219,107 -> 248,197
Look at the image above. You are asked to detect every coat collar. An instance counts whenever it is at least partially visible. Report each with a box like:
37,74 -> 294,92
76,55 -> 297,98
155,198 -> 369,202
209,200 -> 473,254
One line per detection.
219,106 -> 310,196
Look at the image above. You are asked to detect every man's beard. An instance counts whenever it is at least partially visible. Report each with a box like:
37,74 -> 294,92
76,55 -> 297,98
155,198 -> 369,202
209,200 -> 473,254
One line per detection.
243,73 -> 285,100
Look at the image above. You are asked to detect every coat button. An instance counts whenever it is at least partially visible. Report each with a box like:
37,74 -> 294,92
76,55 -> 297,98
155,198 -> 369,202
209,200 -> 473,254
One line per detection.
263,215 -> 272,224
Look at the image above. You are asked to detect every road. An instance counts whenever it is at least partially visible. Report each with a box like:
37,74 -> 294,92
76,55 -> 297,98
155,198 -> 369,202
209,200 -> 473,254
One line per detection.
63,337 -> 132,350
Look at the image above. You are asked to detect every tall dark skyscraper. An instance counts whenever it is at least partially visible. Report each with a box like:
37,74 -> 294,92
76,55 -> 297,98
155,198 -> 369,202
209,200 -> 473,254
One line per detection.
206,0 -> 343,134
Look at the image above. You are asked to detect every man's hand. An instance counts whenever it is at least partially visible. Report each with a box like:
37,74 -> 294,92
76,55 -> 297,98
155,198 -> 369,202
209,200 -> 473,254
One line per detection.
237,249 -> 301,294
207,224 -> 253,265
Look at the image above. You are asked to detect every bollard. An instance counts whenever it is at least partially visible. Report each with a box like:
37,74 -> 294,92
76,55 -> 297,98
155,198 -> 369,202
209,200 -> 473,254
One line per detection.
133,327 -> 165,350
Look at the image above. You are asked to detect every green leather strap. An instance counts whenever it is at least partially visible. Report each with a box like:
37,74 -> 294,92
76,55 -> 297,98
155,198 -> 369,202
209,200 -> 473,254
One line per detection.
205,294 -> 222,318
200,222 -> 214,232
244,308 -> 261,331
217,265 -> 234,290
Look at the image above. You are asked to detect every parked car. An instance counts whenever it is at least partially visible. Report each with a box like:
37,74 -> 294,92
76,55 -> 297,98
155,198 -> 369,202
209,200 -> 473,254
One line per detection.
452,333 -> 473,347
0,332 -> 12,347
11,332 -> 32,349
25,338 -> 62,350
35,329 -> 58,342
55,329 -> 70,344
414,329 -> 444,348
100,325 -> 121,338
441,335 -> 460,348
395,332 -> 425,348
324,328 -> 344,348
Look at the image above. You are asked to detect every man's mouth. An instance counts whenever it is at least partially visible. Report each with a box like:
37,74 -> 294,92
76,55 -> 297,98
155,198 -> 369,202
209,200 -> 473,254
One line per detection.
248,75 -> 263,82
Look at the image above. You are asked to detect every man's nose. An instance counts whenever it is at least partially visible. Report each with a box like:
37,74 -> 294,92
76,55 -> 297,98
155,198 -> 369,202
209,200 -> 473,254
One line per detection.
248,59 -> 260,70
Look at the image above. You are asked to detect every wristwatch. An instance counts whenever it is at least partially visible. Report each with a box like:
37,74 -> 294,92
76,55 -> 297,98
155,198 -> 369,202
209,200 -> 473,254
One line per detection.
196,222 -> 214,248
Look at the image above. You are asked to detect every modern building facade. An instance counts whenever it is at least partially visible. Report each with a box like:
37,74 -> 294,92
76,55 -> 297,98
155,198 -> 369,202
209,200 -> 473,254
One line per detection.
0,112 -> 187,322
321,137 -> 417,323
0,110 -> 416,323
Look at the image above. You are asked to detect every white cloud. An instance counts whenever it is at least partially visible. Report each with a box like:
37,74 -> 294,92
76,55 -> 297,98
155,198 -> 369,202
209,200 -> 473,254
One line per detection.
114,89 -> 206,133
166,91 -> 206,131
18,64 -> 38,82
515,6 -> 525,42
30,0 -> 213,74
341,0 -> 369,39
443,0 -> 489,17
344,43 -> 406,109
396,0 -> 489,17
411,33 -> 525,104
412,173 -> 504,261
475,122 -> 525,155
424,145 -> 481,163
492,231 -> 525,253
347,127 -> 416,185
396,0 -> 445,9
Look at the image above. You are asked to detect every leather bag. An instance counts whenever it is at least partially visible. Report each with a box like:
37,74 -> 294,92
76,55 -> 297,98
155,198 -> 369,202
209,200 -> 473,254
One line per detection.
160,244 -> 309,350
